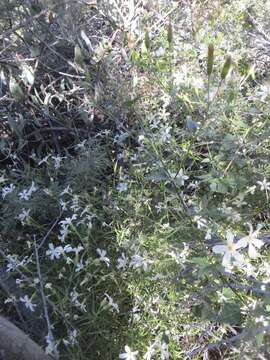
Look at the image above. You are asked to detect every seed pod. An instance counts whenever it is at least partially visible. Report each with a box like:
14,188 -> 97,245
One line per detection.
144,30 -> 150,50
207,44 -> 214,76
221,55 -> 232,80
167,22 -> 173,45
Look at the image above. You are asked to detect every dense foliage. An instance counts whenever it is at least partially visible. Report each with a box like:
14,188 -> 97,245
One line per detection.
1,1 -> 270,359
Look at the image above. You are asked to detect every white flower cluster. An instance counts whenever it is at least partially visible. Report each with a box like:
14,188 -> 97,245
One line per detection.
213,224 -> 264,270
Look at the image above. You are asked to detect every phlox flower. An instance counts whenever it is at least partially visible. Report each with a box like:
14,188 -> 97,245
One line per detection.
213,231 -> 244,268
2,183 -> 15,199
237,223 -> 264,258
129,254 -> 149,271
119,345 -> 138,360
96,248 -> 110,266
104,293 -> 119,313
19,181 -> 37,201
117,253 -> 128,270
20,295 -> 36,312
257,178 -> 270,192
46,243 -> 63,260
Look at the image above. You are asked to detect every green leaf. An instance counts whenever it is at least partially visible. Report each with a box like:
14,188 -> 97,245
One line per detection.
219,302 -> 241,325
190,257 -> 210,266
222,287 -> 235,301
210,180 -> 228,194
144,31 -> 150,51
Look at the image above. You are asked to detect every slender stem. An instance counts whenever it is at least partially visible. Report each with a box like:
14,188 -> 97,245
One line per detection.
34,240 -> 59,359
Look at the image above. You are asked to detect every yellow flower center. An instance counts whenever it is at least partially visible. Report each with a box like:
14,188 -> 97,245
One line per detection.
227,244 -> 234,252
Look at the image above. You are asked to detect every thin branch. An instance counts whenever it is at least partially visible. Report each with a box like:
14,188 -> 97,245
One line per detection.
208,324 -> 270,350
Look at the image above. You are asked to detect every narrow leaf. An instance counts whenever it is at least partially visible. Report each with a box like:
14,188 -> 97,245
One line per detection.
144,30 -> 150,50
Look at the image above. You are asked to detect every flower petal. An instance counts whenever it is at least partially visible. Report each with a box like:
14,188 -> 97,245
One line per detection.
253,238 -> 264,249
233,251 -> 244,265
222,252 -> 231,267
213,245 -> 226,254
226,231 -> 234,245
236,237 -> 248,249
248,243 -> 258,258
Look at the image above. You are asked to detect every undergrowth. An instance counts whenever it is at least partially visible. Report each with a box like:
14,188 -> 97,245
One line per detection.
1,1 -> 270,359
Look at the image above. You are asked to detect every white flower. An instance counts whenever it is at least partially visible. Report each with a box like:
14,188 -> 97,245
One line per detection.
52,155 -> 65,169
205,229 -> 212,240
96,248 -> 110,266
38,155 -> 51,166
17,208 -> 31,224
117,183 -> 128,192
2,183 -> 15,199
237,223 -> 264,258
60,214 -> 77,227
130,254 -> 149,271
73,245 -> 84,255
194,216 -> 207,229
155,203 -> 162,213
20,295 -> 36,312
119,345 -> 138,360
61,185 -> 72,196
143,344 -> 156,360
75,260 -> 84,273
159,126 -> 172,143
104,293 -> 119,313
212,231 -> 244,268
63,244 -> 73,253
160,342 -> 170,360
257,178 -> 270,191
117,253 -> 128,270
169,168 -> 189,186
19,181 -> 37,201
46,243 -> 63,260
4,295 -> 16,304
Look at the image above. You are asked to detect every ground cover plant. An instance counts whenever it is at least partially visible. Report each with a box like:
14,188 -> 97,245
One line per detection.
1,0 -> 270,359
